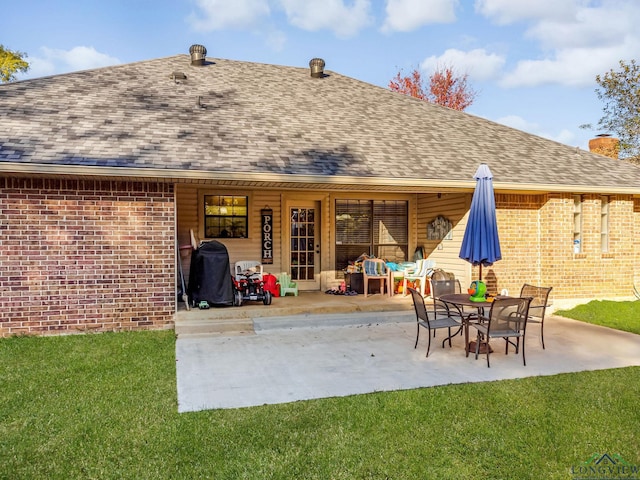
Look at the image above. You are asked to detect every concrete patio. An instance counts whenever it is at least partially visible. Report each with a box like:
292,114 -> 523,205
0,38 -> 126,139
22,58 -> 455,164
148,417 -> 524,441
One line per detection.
175,293 -> 640,412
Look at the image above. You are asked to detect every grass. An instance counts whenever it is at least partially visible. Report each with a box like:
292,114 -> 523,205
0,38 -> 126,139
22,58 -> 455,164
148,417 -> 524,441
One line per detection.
555,299 -> 640,335
1,327 -> 639,480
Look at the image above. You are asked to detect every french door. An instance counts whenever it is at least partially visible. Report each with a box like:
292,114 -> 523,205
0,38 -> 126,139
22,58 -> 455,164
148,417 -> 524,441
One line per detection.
287,201 -> 321,290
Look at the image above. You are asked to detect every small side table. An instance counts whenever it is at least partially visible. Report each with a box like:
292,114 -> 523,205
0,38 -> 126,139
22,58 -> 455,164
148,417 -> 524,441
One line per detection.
344,272 -> 364,294
388,270 -> 404,297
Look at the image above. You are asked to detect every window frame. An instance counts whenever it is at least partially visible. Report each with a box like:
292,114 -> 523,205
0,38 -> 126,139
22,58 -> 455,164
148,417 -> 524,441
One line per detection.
334,199 -> 409,274
200,192 -> 250,239
573,194 -> 583,254
600,195 -> 610,254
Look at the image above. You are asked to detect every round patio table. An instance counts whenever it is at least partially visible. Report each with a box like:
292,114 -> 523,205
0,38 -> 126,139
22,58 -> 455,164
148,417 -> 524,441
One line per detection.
439,293 -> 497,355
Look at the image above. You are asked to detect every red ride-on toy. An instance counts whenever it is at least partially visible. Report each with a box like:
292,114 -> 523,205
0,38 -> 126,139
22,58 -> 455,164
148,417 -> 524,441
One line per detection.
233,269 -> 272,306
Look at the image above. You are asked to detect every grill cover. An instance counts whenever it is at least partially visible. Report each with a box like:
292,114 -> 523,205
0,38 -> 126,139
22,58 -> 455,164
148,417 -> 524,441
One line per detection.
187,240 -> 234,306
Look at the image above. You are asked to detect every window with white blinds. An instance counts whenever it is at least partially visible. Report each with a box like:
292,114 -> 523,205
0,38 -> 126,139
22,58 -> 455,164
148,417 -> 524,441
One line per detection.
573,195 -> 583,254
601,195 -> 609,253
335,199 -> 408,273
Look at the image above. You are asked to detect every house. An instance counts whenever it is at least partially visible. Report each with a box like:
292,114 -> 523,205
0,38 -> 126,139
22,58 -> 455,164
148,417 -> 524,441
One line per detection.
1,44 -> 639,336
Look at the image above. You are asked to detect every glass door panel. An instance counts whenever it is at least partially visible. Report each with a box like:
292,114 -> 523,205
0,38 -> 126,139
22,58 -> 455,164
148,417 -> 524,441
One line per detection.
290,207 -> 316,282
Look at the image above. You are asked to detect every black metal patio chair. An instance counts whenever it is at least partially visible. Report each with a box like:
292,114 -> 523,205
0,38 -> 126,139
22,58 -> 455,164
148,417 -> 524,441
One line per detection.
408,287 -> 462,357
520,284 -> 553,349
472,296 -> 533,367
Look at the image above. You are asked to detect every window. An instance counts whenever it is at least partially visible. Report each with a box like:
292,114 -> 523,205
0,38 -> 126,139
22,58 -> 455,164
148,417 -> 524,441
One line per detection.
573,195 -> 583,254
601,196 -> 609,253
335,199 -> 408,273
204,195 -> 248,238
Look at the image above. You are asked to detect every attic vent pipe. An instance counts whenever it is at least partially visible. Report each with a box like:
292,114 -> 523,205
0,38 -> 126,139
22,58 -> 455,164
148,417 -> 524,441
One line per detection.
309,58 -> 325,78
189,44 -> 207,66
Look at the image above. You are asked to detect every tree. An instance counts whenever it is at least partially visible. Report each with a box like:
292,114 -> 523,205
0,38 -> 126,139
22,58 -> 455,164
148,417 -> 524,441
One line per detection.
389,69 -> 428,101
389,65 -> 477,111
0,45 -> 29,83
595,59 -> 640,160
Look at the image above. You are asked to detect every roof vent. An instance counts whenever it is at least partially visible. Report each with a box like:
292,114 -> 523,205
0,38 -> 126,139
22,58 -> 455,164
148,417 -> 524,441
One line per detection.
170,72 -> 187,83
189,44 -> 207,66
309,58 -> 325,78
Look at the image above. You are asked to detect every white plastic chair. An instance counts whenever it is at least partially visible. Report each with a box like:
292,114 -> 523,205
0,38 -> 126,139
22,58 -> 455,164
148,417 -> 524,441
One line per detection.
234,261 -> 264,280
403,259 -> 435,297
363,258 -> 389,297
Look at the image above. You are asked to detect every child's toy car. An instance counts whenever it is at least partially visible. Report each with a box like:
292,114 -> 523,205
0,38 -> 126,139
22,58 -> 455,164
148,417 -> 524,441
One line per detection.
233,269 -> 272,306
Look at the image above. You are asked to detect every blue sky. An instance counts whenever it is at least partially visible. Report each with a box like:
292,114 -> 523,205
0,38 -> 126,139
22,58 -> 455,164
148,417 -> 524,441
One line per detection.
4,0 -> 639,151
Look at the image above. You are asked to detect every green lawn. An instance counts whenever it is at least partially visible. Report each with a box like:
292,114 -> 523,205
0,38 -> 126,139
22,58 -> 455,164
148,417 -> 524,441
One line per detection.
1,302 -> 639,479
555,299 -> 640,335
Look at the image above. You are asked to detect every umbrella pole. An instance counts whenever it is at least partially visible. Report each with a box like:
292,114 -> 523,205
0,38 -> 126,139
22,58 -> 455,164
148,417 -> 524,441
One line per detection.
479,264 -> 482,282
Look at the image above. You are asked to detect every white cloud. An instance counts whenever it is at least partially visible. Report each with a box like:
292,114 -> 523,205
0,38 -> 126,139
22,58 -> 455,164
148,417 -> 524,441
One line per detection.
500,39 -> 639,88
491,1 -> 640,87
23,46 -> 120,78
188,0 -> 372,37
188,0 -> 270,31
420,48 -> 505,81
496,114 -> 576,145
528,6 -> 628,50
45,46 -> 120,71
474,0 -> 579,24
266,29 -> 287,52
381,0 -> 458,33
22,57 -> 56,79
279,0 -> 373,38
553,128 -> 577,146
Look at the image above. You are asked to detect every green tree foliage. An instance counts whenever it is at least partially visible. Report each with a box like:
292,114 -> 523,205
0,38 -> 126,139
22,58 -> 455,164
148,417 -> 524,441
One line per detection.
595,59 -> 640,160
0,45 -> 30,83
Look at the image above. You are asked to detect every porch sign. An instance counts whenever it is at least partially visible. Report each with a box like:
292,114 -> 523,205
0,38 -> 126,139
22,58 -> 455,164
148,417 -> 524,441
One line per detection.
261,208 -> 274,264
428,215 -> 453,240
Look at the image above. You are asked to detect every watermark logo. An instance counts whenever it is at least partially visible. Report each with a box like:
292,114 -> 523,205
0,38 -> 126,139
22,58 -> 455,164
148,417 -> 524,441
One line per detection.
571,453 -> 639,479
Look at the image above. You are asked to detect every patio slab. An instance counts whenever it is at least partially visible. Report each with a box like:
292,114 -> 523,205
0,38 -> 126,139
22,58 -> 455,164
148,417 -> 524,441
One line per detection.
175,314 -> 640,412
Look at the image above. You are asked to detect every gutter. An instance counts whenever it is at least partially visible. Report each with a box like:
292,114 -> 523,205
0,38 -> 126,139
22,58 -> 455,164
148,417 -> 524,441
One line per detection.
1,162 -> 639,196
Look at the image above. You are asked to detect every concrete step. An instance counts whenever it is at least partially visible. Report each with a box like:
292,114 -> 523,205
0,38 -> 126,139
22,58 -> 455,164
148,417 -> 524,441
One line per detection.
176,309 -> 415,337
175,291 -> 416,337
176,317 -> 255,337
254,310 -> 414,332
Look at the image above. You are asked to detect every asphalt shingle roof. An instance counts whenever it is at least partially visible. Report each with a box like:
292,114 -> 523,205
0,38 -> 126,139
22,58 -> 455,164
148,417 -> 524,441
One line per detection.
2,51 -> 640,193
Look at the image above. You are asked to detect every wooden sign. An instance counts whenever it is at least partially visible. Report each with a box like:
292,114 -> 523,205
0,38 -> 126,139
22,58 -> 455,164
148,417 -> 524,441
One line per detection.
427,215 -> 453,240
261,208 -> 273,264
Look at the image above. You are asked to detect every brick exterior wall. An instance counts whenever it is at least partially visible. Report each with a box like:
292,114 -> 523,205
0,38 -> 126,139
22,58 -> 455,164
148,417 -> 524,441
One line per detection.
493,193 -> 637,300
487,194 -> 543,294
0,178 -> 175,337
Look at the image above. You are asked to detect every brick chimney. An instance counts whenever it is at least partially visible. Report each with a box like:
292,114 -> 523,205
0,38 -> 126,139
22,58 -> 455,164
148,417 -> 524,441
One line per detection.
588,134 -> 619,159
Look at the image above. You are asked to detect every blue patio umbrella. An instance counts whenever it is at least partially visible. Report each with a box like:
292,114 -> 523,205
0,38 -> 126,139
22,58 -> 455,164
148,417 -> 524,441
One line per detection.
459,164 -> 502,281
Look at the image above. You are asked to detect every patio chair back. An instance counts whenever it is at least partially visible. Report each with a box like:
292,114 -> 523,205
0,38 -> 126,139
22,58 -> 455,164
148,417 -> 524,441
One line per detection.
277,272 -> 298,296
402,259 -> 435,297
520,284 -> 552,349
408,287 -> 462,357
363,258 -> 388,297
431,279 -> 461,297
235,260 -> 264,280
430,279 -> 463,317
473,296 -> 532,367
